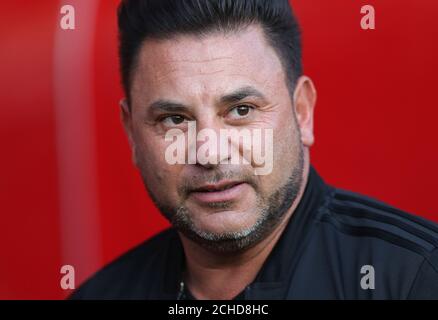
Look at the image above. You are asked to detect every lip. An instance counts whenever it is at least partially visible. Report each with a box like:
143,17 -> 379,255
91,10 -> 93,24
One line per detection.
189,181 -> 247,203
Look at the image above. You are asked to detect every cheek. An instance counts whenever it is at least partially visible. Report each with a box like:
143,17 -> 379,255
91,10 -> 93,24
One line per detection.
245,106 -> 298,192
135,134 -> 182,196
263,113 -> 300,189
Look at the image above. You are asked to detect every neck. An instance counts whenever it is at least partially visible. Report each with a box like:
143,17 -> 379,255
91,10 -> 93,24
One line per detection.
179,163 -> 310,300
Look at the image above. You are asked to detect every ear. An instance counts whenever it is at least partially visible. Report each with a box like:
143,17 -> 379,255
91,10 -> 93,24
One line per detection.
292,76 -> 317,147
120,98 -> 138,167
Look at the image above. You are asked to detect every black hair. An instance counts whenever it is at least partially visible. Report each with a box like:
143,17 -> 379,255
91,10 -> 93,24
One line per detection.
117,0 -> 302,104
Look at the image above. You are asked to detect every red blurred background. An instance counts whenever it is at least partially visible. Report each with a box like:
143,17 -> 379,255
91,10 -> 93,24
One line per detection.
0,0 -> 437,299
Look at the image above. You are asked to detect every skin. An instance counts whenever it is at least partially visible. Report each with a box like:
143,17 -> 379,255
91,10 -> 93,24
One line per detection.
121,24 -> 317,299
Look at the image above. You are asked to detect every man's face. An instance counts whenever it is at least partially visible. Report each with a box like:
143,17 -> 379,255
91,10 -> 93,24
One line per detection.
123,25 -> 314,252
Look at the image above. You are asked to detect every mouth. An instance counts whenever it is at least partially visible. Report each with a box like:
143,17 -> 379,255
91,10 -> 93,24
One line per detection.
189,180 -> 247,203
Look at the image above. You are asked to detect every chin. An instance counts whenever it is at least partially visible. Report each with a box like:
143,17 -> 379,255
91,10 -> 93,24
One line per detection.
192,209 -> 260,237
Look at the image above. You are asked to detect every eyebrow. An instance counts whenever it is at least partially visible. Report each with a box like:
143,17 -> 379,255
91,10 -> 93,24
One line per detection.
220,86 -> 266,104
147,86 -> 266,113
149,100 -> 189,113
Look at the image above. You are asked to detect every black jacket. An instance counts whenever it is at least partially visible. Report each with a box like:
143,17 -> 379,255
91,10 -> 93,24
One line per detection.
71,166 -> 438,299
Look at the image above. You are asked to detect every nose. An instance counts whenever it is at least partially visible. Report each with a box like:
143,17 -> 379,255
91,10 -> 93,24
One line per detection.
189,118 -> 231,170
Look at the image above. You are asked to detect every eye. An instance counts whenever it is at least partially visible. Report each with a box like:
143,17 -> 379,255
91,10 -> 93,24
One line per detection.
160,115 -> 188,127
228,105 -> 253,119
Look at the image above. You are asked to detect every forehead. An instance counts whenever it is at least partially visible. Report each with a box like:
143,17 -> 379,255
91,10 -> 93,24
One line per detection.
131,25 -> 286,107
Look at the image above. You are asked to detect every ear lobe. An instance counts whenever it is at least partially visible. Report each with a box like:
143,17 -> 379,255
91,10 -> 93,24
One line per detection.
293,76 -> 317,147
119,98 -> 138,166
